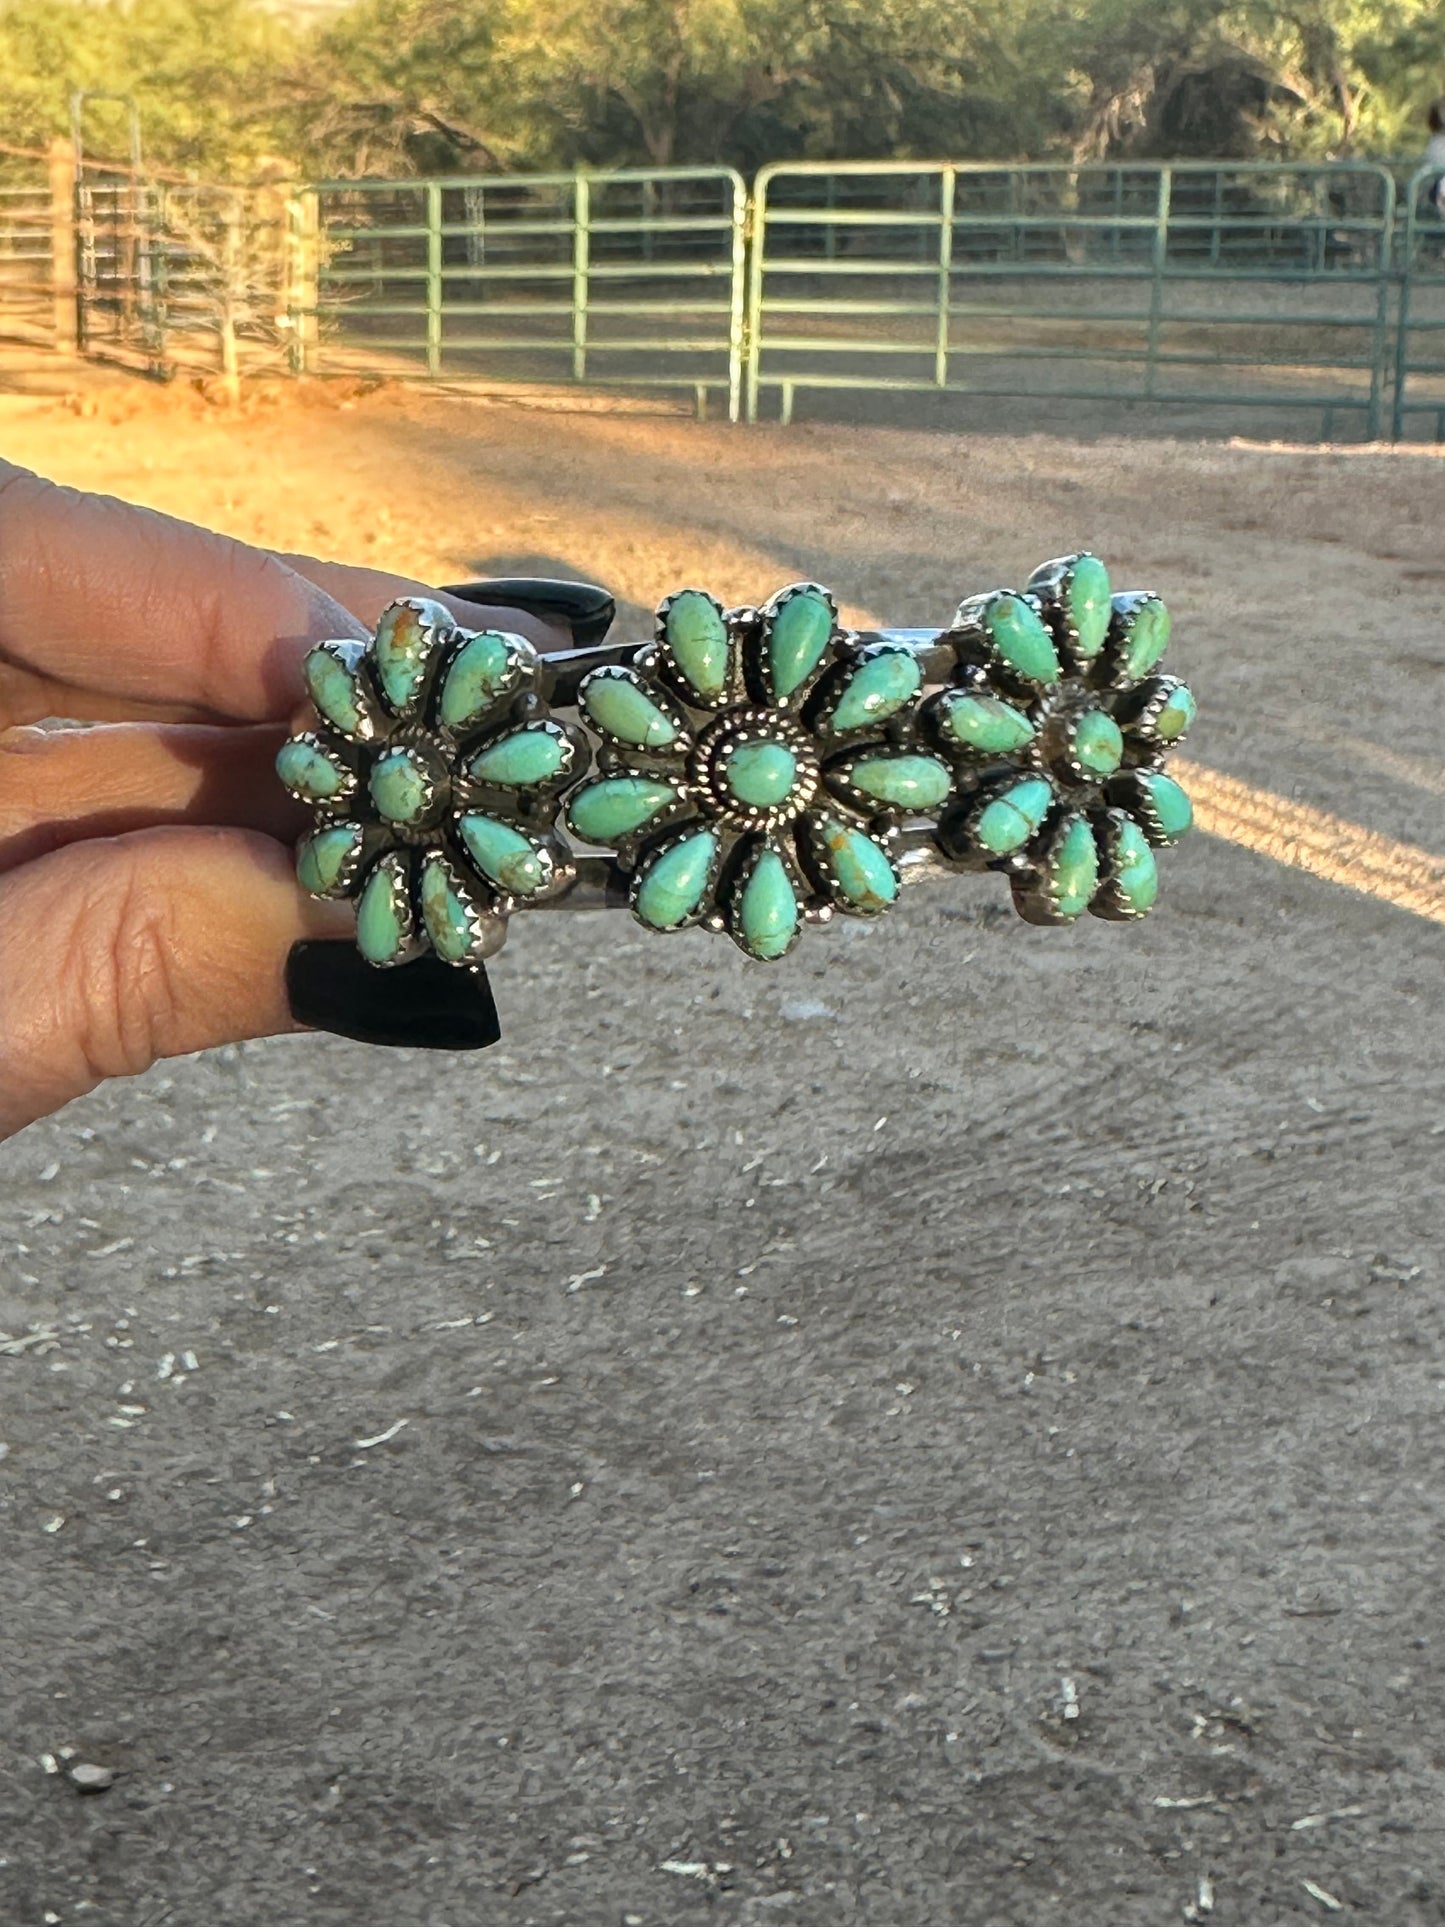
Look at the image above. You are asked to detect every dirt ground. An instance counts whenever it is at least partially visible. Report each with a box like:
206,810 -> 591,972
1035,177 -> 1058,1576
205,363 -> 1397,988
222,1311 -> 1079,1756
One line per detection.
0,361 -> 1442,1926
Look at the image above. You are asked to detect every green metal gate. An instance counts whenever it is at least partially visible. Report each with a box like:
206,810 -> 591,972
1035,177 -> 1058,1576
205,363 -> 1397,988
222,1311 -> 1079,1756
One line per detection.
1391,166 -> 1445,439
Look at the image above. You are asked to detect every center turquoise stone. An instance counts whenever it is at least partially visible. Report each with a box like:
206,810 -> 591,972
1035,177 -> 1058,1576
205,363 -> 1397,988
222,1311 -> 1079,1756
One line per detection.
369,744 -> 445,827
723,738 -> 799,810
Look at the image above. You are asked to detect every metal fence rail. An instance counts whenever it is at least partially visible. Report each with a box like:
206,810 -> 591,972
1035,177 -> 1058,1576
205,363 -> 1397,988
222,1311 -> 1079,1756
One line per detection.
0,176 -> 57,346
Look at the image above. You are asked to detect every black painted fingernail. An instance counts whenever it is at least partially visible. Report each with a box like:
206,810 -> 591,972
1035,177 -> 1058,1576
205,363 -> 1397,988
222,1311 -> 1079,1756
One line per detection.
286,941 -> 501,1051
441,577 -> 616,647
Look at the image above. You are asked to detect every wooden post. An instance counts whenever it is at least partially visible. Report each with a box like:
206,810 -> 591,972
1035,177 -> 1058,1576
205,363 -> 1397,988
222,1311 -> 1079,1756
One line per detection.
48,135 -> 78,351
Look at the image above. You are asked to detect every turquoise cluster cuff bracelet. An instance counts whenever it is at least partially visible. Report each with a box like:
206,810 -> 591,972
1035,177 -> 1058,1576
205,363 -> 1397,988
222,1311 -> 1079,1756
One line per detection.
278,556 -> 1195,1045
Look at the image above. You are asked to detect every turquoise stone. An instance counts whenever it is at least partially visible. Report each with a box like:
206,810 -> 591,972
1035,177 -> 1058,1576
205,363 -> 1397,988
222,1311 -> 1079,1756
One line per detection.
664,590 -> 729,701
830,649 -> 922,733
726,740 -> 798,809
469,727 -> 568,787
1072,709 -> 1124,777
374,600 -> 442,714
567,777 -> 677,844
1107,816 -> 1160,914
737,848 -> 799,959
438,631 -> 516,728
296,822 -> 363,897
275,737 -> 349,803
368,747 -> 434,826
356,854 -> 412,965
817,818 -> 898,913
939,691 -> 1035,756
984,595 -> 1061,686
420,857 -> 475,963
768,587 -> 834,698
847,753 -> 951,810
459,814 -> 551,896
1154,683 -> 1196,743
581,671 -> 679,749
1066,555 -> 1111,658
304,643 -> 367,737
1117,597 -> 1171,678
1047,813 -> 1098,918
1135,771 -> 1193,843
635,831 -> 717,929
974,777 -> 1054,855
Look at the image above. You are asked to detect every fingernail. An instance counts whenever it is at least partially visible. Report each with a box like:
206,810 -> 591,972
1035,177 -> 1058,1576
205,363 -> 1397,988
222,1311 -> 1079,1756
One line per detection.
286,941 -> 502,1051
441,577 -> 616,647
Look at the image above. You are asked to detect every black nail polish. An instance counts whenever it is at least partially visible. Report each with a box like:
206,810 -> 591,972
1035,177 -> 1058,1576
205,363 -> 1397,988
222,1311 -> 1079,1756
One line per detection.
441,577 -> 616,648
286,942 -> 501,1051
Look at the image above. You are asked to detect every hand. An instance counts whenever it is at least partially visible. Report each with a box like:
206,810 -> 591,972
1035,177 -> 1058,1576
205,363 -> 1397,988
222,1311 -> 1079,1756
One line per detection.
0,461 -> 568,1141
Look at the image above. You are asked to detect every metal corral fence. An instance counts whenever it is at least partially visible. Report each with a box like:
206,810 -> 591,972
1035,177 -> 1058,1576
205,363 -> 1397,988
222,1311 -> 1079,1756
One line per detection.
7,152 -> 1445,439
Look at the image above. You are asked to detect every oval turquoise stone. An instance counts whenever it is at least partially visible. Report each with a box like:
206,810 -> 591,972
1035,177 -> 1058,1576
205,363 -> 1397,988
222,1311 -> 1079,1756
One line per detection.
581,672 -> 679,750
296,822 -> 363,897
635,831 -> 717,929
1154,683 -> 1196,743
374,600 -> 443,714
1136,771 -> 1193,843
567,776 -> 677,844
1066,555 -> 1111,659
738,848 -> 799,959
368,747 -> 434,825
459,814 -> 551,896
768,588 -> 833,698
726,740 -> 798,809
1072,709 -> 1124,776
304,644 -> 367,737
940,692 -> 1035,756
817,818 -> 898,912
1047,813 -> 1098,919
974,777 -> 1054,855
1109,816 -> 1160,914
276,737 -> 349,803
664,590 -> 729,701
356,855 -> 412,965
469,727 -> 568,787
420,858 -> 475,963
848,753 -> 951,810
985,595 -> 1061,686
1118,597 -> 1171,678
830,650 -> 921,733
438,631 -> 516,728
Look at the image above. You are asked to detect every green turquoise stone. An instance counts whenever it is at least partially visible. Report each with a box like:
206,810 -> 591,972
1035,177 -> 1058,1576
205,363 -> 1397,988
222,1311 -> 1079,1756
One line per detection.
768,588 -> 833,698
1136,771 -> 1193,843
1118,597 -> 1171,678
985,595 -> 1061,686
1072,709 -> 1124,777
940,692 -> 1035,756
1066,555 -> 1111,658
296,822 -> 363,896
567,777 -> 677,844
726,739 -> 798,809
469,727 -> 567,787
581,672 -> 679,749
304,644 -> 367,737
738,848 -> 799,959
817,818 -> 898,912
974,777 -> 1054,855
459,814 -> 550,896
374,600 -> 441,714
848,753 -> 951,810
830,649 -> 922,732
664,590 -> 729,701
438,631 -> 516,728
356,855 -> 412,965
1109,816 -> 1160,913
1154,683 -> 1196,743
635,831 -> 717,929
275,737 -> 348,802
420,857 -> 475,963
1047,813 -> 1098,918
368,747 -> 433,825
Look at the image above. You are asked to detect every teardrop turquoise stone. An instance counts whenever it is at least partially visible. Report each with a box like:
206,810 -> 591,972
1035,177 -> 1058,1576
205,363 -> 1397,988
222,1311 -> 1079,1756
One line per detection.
459,814 -> 551,896
374,600 -> 443,714
738,848 -> 799,959
664,590 -> 729,701
567,777 -> 677,844
368,747 -> 435,825
768,588 -> 833,698
1047,813 -> 1098,918
275,737 -> 349,803
581,672 -> 678,749
1154,683 -> 1196,743
438,631 -> 516,728
1072,709 -> 1124,776
1136,771 -> 1193,843
420,857 -> 475,963
356,855 -> 412,964
940,692 -> 1035,756
469,727 -> 568,787
974,777 -> 1054,854
296,822 -> 363,896
1118,597 -> 1171,678
984,595 -> 1061,685
1108,816 -> 1159,914
635,831 -> 717,929
304,644 -> 367,736
830,650 -> 921,732
848,753 -> 951,810
726,740 -> 798,808
817,818 -> 898,912
1066,555 -> 1111,658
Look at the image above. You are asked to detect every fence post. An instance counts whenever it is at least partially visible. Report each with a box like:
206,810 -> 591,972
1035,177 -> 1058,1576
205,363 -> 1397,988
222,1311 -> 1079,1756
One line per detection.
48,136 -> 78,351
743,175 -> 767,422
218,190 -> 242,402
572,173 -> 590,383
1145,167 -> 1172,398
1366,171 -> 1394,442
285,189 -> 320,375
425,180 -> 443,376
727,172 -> 747,423
1392,170 -> 1424,442
935,166 -> 955,389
